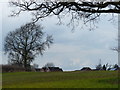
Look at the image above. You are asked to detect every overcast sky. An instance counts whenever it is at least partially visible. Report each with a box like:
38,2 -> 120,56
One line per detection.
0,1 -> 118,71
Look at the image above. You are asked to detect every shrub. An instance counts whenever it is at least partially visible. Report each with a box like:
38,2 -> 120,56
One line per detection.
2,65 -> 26,72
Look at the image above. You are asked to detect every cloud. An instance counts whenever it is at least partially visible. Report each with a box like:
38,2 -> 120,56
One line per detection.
1,2 -> 118,71
0,5 -> 2,52
34,41 -> 117,70
0,0 -> 8,3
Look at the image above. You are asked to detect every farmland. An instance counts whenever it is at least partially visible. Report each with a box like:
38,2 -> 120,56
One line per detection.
2,71 -> 119,88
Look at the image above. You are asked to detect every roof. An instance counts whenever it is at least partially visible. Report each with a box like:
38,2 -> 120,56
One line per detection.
81,67 -> 92,71
42,67 -> 63,72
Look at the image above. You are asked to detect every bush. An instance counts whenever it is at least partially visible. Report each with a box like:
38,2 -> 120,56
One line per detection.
2,65 -> 26,72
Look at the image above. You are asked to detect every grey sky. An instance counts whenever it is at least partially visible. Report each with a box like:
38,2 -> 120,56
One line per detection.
0,1 -> 118,71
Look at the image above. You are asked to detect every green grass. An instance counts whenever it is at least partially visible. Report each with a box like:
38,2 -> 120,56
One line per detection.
0,73 -> 2,89
2,71 -> 119,88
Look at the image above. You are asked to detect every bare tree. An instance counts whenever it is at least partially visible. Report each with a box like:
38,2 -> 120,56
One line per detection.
113,64 -> 119,70
44,62 -> 55,67
95,59 -> 102,70
4,23 -> 53,70
9,0 -> 120,29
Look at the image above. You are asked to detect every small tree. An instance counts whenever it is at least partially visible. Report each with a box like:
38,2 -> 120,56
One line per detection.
102,63 -> 109,70
4,23 -> 53,70
44,62 -> 55,67
96,59 -> 102,70
96,64 -> 102,70
113,64 -> 119,70
102,64 -> 106,71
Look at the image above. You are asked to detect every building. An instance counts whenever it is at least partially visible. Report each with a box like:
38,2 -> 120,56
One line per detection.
40,67 -> 63,72
81,67 -> 92,71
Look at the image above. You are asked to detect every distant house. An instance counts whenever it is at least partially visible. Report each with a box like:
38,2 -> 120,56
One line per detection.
81,67 -> 92,71
34,68 -> 41,72
41,67 -> 63,72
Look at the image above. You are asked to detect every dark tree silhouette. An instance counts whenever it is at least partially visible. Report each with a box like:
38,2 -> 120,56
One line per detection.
102,64 -> 106,70
10,0 -> 120,21
95,59 -> 102,70
113,64 -> 119,70
4,23 -> 53,70
9,0 -> 120,30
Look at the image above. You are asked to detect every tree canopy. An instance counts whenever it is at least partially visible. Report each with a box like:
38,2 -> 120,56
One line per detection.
10,0 -> 120,21
4,23 -> 53,70
9,0 -> 119,30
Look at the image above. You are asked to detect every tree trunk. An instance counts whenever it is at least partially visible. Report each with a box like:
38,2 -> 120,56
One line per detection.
24,58 -> 27,70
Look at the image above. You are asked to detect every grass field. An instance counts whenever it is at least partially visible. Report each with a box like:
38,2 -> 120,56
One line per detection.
2,71 -> 119,88
0,73 -> 2,89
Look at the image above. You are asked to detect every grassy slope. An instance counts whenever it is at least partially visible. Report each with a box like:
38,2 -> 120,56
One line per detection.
2,71 -> 119,88
0,73 -> 2,89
